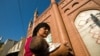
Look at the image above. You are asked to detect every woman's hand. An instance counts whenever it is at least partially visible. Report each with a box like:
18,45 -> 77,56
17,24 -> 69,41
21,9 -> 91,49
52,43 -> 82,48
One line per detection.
63,41 -> 69,47
63,41 -> 74,56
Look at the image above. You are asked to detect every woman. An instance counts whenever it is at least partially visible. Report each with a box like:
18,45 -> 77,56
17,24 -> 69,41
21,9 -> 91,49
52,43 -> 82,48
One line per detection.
24,22 -> 50,56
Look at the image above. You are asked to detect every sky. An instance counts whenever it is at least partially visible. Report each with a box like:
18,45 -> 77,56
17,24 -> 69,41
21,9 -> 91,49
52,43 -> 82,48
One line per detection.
0,0 -> 51,42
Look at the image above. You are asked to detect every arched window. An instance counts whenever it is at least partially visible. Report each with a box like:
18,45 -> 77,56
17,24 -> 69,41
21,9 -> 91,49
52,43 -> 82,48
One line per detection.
75,10 -> 100,56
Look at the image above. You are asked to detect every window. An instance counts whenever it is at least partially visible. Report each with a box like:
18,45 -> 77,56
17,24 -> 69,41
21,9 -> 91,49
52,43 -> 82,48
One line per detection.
75,10 -> 100,56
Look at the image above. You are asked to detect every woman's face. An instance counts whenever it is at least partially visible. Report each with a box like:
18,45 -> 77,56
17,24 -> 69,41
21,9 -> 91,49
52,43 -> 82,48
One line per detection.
37,27 -> 49,38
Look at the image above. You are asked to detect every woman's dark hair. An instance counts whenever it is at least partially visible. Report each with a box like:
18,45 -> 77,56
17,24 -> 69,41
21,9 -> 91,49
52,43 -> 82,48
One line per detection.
32,22 -> 50,37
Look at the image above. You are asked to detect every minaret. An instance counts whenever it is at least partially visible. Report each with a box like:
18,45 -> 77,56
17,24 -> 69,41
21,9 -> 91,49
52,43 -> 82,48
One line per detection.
50,0 -> 70,44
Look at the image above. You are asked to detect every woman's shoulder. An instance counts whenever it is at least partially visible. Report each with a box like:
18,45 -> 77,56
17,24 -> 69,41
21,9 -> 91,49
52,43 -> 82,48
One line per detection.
27,36 -> 32,39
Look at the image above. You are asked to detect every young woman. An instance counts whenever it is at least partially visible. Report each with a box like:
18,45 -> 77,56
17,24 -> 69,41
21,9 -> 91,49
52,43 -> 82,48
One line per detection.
24,22 -> 50,56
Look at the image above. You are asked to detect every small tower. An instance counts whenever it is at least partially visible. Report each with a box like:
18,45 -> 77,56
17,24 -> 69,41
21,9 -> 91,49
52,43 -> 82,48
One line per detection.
27,19 -> 33,37
50,0 -> 70,44
33,8 -> 38,23
0,36 -> 2,41
31,9 -> 39,32
27,9 -> 38,37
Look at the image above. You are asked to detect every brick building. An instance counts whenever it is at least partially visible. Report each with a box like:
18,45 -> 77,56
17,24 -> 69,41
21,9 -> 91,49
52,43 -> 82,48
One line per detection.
8,0 -> 100,56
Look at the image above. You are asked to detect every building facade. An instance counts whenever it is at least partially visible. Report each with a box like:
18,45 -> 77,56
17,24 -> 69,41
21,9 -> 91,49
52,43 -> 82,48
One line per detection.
26,0 -> 100,56
7,0 -> 100,56
6,38 -> 26,56
0,39 -> 17,56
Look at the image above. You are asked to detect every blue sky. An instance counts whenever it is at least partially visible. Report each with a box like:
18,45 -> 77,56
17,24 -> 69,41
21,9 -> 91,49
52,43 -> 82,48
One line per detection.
0,0 -> 50,42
